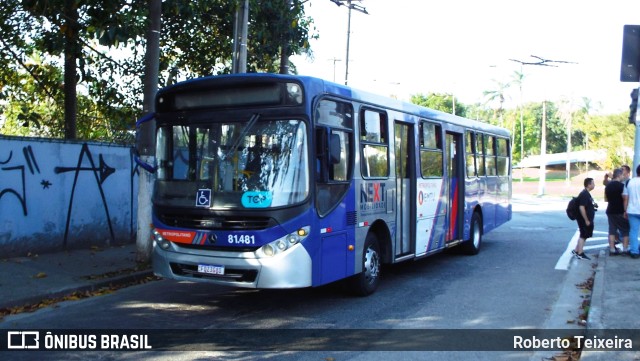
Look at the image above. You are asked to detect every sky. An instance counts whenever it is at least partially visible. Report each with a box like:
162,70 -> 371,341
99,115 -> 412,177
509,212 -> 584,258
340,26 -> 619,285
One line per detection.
290,0 -> 640,114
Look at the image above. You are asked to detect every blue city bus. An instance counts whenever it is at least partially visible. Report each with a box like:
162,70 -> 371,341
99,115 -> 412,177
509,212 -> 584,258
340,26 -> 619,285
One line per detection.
150,73 -> 511,296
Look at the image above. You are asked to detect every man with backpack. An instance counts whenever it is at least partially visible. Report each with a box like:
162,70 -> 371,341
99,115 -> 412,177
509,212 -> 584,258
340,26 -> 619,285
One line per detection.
572,177 -> 597,260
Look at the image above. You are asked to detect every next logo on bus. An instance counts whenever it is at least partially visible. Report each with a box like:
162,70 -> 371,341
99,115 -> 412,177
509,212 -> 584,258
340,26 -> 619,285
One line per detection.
360,182 -> 387,211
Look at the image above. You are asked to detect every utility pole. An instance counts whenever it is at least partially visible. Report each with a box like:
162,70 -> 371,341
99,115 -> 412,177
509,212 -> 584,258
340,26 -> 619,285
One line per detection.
330,0 -> 368,85
620,25 -> 640,170
232,0 -> 249,73
452,94 -> 456,115
329,57 -> 342,82
344,1 -> 352,85
631,89 -> 640,169
540,100 -> 547,195
565,106 -> 573,186
136,0 -> 161,263
510,55 -> 577,196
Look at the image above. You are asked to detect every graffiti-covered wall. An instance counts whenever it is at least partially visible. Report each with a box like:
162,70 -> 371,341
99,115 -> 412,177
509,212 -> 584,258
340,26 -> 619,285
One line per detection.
0,136 -> 138,257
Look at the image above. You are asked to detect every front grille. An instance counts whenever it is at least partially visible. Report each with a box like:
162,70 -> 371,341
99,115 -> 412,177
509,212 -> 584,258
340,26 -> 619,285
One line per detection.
158,212 -> 273,230
178,243 -> 260,253
170,263 -> 258,283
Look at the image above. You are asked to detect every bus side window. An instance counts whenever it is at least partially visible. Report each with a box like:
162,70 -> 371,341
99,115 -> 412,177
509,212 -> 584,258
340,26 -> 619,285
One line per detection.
316,127 -> 329,182
420,121 -> 443,177
476,133 -> 485,176
465,131 -> 476,178
360,110 -> 389,178
315,99 -> 354,216
316,127 -> 351,182
496,137 -> 510,176
485,135 -> 497,176
330,130 -> 350,181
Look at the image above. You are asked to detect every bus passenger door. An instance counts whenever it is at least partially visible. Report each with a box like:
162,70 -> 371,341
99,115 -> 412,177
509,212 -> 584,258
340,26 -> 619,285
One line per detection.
394,122 -> 415,258
446,132 -> 464,242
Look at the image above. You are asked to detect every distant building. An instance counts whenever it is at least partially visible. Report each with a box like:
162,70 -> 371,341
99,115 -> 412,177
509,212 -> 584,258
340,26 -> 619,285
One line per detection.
514,149 -> 607,170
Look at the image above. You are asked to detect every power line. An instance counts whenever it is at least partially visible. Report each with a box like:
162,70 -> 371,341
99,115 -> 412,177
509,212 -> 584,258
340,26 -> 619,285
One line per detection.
510,55 -> 578,67
509,55 -> 577,195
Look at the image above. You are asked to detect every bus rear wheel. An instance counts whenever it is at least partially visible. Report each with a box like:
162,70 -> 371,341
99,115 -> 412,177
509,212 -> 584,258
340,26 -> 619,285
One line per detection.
461,211 -> 482,255
348,233 -> 381,296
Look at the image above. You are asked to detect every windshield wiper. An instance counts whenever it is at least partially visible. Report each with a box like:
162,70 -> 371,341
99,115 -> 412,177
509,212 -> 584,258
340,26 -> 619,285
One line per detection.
221,113 -> 261,161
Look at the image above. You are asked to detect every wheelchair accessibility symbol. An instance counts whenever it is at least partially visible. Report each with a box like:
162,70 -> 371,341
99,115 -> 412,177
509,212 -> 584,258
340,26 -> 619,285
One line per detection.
195,189 -> 212,207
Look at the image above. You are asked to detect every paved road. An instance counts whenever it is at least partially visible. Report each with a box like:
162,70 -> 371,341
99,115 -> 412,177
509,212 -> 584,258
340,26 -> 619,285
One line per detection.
2,196 -> 596,361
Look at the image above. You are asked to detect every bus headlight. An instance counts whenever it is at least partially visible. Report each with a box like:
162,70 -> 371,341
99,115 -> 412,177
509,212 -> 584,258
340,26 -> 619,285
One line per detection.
152,229 -> 171,250
263,244 -> 275,257
287,234 -> 299,245
259,226 -> 310,257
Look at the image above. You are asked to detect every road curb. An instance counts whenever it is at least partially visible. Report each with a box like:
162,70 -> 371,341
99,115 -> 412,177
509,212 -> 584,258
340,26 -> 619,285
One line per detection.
586,249 -> 606,330
0,270 -> 155,311
579,250 -> 609,361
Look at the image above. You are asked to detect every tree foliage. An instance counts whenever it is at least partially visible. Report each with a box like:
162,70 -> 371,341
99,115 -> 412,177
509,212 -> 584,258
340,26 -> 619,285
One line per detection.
411,92 -> 466,117
0,0 -> 317,142
409,65 -> 633,172
411,92 -> 634,171
574,111 -> 633,170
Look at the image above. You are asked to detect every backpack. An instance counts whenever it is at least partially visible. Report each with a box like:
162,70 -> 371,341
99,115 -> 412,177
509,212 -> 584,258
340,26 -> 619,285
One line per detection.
566,197 -> 579,220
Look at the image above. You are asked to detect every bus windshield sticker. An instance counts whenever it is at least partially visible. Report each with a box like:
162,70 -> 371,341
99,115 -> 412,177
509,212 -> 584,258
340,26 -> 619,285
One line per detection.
195,189 -> 212,207
241,191 -> 273,208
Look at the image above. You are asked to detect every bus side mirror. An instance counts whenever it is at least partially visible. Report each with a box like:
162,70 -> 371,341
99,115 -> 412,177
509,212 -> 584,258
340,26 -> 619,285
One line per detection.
330,133 -> 341,164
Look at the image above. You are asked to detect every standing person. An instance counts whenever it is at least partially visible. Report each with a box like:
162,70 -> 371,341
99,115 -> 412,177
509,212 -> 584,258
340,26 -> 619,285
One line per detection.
572,178 -> 596,260
603,171 -> 612,202
603,165 -> 630,201
621,164 -> 632,184
605,168 -> 629,255
603,171 -> 612,186
623,165 -> 640,259
603,170 -> 612,202
604,165 -> 631,187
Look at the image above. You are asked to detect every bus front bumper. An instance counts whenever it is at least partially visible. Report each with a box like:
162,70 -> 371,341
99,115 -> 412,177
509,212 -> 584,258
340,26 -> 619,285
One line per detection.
152,242 -> 312,289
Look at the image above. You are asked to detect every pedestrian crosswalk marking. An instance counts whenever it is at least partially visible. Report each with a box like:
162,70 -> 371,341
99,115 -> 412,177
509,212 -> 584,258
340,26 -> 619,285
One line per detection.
556,230 -> 611,271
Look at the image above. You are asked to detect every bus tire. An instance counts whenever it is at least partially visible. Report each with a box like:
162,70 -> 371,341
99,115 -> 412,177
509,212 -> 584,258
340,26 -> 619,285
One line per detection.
348,232 -> 381,296
461,212 -> 482,255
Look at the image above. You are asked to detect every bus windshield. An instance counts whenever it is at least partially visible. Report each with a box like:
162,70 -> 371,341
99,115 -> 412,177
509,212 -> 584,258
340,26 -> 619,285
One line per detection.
155,117 -> 309,209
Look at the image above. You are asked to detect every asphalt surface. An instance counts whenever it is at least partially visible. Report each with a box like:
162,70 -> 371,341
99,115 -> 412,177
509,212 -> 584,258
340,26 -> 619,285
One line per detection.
0,195 -> 638,360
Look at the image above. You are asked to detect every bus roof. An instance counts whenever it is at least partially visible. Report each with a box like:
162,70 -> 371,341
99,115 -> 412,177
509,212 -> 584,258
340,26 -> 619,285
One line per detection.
157,73 -> 510,138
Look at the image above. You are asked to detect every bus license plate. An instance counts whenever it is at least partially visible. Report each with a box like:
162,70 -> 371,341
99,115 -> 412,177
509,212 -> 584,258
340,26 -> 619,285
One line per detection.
197,264 -> 224,275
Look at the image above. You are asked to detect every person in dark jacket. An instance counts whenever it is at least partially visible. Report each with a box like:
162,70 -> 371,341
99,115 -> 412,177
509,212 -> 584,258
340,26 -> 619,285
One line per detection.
572,177 -> 596,260
604,168 -> 629,255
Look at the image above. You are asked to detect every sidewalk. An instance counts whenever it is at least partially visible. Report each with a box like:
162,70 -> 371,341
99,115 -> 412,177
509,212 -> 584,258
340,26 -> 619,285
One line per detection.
581,250 -> 640,360
0,243 -> 153,315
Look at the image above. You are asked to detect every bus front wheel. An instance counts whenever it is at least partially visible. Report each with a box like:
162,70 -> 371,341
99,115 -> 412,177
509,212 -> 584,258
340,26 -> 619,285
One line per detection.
348,233 -> 381,296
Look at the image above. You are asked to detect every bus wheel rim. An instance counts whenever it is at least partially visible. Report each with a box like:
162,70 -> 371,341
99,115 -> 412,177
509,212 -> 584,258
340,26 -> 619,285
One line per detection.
364,246 -> 380,284
473,219 -> 481,248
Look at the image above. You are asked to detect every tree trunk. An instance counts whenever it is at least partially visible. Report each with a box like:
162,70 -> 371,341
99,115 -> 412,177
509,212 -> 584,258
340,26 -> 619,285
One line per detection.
63,0 -> 78,140
136,0 -> 162,263
279,43 -> 289,74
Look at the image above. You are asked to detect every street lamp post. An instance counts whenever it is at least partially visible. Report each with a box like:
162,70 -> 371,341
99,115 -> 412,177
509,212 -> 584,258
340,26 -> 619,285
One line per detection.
329,57 -> 342,82
509,55 -> 577,196
451,94 -> 456,115
540,100 -> 547,195
330,0 -> 368,85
